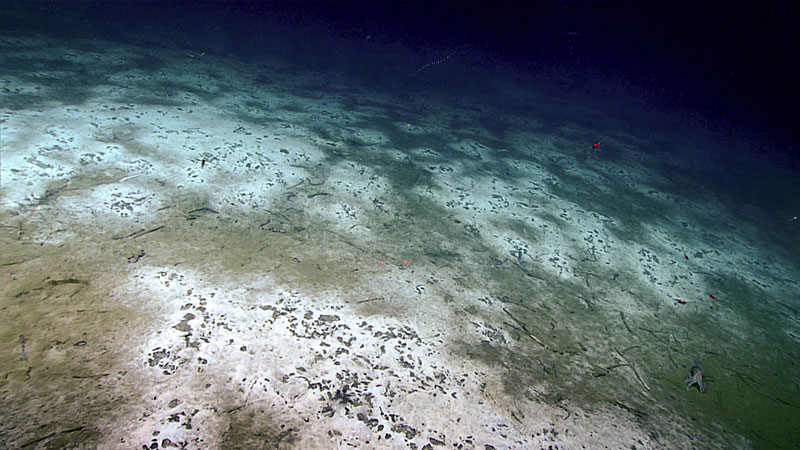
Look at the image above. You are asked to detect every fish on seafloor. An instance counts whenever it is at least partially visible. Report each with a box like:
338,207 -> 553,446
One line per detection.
685,361 -> 706,393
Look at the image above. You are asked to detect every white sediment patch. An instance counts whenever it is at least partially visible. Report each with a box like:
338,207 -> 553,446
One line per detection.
106,265 -> 683,449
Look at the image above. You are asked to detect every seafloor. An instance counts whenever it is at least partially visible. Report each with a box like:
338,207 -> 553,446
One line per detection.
1,32 -> 798,449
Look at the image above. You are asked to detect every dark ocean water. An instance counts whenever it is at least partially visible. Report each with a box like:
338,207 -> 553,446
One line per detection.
8,1 -> 800,153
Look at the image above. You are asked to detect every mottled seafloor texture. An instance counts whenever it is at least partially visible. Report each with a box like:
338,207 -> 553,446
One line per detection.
1,17 -> 799,450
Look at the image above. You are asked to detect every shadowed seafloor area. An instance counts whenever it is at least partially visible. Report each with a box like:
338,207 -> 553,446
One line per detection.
1,2 -> 799,449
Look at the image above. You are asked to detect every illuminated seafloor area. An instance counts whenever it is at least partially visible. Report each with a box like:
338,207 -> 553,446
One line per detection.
1,3 -> 799,449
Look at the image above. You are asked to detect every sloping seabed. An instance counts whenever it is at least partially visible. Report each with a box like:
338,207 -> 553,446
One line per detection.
1,34 -> 799,449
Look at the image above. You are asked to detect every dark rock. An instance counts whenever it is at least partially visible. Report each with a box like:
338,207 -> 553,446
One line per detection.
392,423 -> 417,439
429,436 -> 445,445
